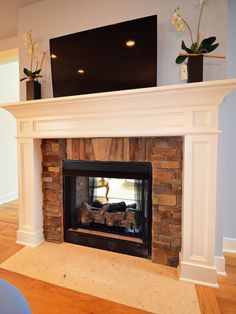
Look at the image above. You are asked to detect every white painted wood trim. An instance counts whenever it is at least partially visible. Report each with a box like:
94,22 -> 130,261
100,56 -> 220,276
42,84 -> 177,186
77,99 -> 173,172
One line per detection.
179,253 -> 218,287
0,79 -> 235,139
214,256 -> 226,276
180,134 -> 218,286
223,237 -> 236,254
17,138 -> 44,247
0,191 -> 18,204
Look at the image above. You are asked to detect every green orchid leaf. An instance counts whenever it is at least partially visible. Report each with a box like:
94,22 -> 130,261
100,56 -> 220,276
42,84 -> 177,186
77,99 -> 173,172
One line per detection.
23,68 -> 33,77
20,77 -> 27,81
200,36 -> 216,47
181,40 -> 193,53
176,55 -> 188,64
205,43 -> 219,53
33,69 -> 42,75
23,68 -> 29,76
198,37 -> 219,54
190,42 -> 198,53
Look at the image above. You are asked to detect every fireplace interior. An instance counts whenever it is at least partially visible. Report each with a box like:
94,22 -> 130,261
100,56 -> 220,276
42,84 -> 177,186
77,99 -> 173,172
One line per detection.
63,160 -> 152,258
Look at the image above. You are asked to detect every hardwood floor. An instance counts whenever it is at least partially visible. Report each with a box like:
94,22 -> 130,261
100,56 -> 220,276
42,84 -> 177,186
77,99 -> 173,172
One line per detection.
1,200 -> 236,314
0,200 -> 149,314
196,254 -> 236,314
0,199 -> 23,263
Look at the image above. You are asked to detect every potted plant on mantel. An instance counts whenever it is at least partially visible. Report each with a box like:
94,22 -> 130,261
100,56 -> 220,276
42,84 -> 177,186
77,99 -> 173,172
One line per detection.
171,0 -> 225,83
20,30 -> 45,100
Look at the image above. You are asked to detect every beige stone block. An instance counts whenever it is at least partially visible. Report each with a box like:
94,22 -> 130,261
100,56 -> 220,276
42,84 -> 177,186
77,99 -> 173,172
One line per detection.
153,160 -> 180,169
153,194 -> 176,206
42,177 -> 53,183
153,241 -> 170,251
48,166 -> 61,173
152,248 -> 168,265
51,143 -> 59,152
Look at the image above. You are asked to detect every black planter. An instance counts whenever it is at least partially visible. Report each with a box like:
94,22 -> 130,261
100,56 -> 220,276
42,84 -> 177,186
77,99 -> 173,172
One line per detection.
26,80 -> 41,100
187,55 -> 203,83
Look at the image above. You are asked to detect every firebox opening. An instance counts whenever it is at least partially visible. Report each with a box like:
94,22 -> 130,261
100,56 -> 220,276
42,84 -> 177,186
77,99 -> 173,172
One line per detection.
63,160 -> 152,258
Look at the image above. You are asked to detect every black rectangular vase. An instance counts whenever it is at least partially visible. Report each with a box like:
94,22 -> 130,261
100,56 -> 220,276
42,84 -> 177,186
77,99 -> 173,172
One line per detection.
26,80 -> 41,100
187,55 -> 203,83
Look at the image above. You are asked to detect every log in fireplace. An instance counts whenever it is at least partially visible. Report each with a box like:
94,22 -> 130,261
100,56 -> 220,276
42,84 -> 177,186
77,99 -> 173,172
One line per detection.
63,160 -> 152,258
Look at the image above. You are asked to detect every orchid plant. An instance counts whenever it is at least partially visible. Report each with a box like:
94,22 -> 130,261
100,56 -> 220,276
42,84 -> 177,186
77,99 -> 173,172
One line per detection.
20,30 -> 45,81
171,0 -> 219,64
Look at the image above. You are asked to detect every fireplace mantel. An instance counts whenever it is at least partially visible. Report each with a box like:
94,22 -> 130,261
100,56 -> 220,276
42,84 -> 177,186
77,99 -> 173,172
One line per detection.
1,79 -> 236,288
2,79 -> 236,139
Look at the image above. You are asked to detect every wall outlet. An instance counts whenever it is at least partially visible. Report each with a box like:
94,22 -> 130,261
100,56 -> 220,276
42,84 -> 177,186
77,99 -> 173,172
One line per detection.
181,64 -> 188,81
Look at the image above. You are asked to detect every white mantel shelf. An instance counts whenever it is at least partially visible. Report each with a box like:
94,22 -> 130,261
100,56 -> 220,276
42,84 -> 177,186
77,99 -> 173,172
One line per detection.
1,79 -> 236,288
2,79 -> 236,139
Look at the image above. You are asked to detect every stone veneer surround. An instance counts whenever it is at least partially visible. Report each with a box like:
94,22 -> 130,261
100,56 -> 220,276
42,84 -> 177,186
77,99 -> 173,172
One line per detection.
42,137 -> 183,267
2,79 -> 236,287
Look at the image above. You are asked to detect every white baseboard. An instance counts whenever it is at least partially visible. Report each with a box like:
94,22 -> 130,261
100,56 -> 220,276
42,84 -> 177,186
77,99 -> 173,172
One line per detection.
0,191 -> 18,204
16,229 -> 44,248
214,256 -> 226,276
179,254 -> 218,288
223,237 -> 236,254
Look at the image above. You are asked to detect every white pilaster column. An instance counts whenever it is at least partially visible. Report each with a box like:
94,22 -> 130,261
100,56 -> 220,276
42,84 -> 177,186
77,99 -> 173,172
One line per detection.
16,138 -> 44,247
179,134 -> 218,287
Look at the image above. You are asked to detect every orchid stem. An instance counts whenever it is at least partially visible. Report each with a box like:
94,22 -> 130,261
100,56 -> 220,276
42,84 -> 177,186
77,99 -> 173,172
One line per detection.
197,1 -> 205,48
30,43 -> 34,72
39,52 -> 46,72
181,17 -> 194,45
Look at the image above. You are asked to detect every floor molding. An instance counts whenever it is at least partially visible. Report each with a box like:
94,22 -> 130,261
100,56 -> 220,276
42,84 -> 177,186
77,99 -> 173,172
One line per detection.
214,255 -> 226,276
223,237 -> 236,254
0,192 -> 18,205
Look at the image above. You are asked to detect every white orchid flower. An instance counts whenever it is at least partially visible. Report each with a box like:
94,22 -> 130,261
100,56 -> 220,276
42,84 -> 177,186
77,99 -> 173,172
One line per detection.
21,29 -> 45,81
171,8 -> 186,33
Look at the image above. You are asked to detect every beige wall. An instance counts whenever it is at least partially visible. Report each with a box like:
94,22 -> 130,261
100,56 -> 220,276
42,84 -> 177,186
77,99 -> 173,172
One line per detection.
0,58 -> 19,203
0,36 -> 18,53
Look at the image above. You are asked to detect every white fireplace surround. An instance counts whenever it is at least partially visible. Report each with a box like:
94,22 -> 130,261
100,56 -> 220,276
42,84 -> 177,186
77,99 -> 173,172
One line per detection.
1,79 -> 236,288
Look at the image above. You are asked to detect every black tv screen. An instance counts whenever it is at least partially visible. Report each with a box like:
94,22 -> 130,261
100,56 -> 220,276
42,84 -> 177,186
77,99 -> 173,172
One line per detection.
50,15 -> 157,97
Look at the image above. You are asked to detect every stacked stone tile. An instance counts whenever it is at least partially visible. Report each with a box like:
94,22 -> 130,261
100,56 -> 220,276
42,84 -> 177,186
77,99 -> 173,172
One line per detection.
151,138 -> 183,267
41,139 -> 66,242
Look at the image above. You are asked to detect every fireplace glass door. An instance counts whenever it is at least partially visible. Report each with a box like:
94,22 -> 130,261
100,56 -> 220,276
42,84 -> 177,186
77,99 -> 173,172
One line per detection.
63,160 -> 152,258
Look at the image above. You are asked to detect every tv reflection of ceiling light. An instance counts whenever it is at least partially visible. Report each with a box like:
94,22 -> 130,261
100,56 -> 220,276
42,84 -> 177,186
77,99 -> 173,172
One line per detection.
51,54 -> 57,59
126,40 -> 135,47
78,69 -> 85,74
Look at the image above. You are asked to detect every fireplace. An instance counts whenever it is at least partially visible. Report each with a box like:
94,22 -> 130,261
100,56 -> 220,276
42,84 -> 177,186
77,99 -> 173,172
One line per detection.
42,137 -> 183,266
63,160 -> 152,258
2,79 -> 236,286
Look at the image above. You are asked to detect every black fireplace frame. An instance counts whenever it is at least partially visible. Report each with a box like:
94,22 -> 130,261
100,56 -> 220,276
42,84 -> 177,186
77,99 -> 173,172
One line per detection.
63,160 -> 152,259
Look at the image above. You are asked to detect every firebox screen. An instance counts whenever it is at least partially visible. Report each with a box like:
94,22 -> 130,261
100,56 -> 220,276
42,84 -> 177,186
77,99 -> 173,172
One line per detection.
63,160 -> 152,258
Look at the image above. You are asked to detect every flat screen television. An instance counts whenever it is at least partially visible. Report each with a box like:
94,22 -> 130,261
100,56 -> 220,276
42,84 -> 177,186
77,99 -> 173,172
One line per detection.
50,15 -> 157,97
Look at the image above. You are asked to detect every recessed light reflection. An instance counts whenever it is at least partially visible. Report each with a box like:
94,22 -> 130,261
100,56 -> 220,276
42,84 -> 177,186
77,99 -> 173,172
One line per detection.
78,69 -> 85,74
51,54 -> 57,59
126,40 -> 135,47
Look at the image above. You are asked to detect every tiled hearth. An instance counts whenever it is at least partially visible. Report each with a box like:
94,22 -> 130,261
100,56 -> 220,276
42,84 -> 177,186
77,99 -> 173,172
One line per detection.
42,137 -> 183,267
2,79 -> 236,287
